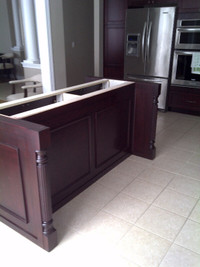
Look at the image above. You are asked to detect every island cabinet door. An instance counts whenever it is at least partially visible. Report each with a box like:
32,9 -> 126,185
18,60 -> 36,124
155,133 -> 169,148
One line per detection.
131,81 -> 161,159
0,115 -> 57,251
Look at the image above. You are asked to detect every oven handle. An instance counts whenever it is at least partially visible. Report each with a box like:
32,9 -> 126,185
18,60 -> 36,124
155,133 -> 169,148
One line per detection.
175,50 -> 194,55
177,28 -> 200,32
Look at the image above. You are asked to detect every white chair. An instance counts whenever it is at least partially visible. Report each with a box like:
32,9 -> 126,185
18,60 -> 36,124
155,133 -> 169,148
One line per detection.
6,74 -> 43,101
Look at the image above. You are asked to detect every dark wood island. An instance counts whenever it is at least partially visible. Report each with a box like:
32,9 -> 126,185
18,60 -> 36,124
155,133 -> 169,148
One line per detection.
0,79 -> 160,251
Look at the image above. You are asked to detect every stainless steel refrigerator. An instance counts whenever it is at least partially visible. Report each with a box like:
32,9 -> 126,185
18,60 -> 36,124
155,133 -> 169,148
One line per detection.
124,7 -> 176,110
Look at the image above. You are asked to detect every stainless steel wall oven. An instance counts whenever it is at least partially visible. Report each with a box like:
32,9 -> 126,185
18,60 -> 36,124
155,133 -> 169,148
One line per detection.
172,50 -> 200,87
172,19 -> 200,88
175,19 -> 200,50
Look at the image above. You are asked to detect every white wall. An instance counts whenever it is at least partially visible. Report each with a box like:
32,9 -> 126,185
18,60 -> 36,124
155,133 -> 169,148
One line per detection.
0,0 -> 14,53
49,0 -> 67,89
94,0 -> 103,77
0,0 -> 102,89
34,0 -> 67,92
63,0 -> 94,86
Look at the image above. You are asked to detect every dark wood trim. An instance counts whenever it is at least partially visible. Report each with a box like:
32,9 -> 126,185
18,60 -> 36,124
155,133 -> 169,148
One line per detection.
0,115 -> 57,251
36,150 -> 57,251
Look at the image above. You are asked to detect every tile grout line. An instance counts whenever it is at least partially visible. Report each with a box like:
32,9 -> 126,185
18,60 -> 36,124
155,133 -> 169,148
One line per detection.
128,165 -> 199,266
112,169 -> 179,262
157,196 -> 200,265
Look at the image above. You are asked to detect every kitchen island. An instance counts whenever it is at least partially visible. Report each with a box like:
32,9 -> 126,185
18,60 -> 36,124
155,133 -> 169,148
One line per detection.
0,79 -> 160,251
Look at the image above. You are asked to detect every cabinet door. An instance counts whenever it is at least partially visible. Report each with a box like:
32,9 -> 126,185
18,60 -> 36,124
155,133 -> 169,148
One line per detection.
178,0 -> 200,12
105,0 -> 127,23
169,91 -> 200,110
0,115 -> 56,251
154,0 -> 178,5
128,0 -> 149,8
168,86 -> 200,113
128,0 -> 177,8
104,0 -> 127,79
104,26 -> 125,79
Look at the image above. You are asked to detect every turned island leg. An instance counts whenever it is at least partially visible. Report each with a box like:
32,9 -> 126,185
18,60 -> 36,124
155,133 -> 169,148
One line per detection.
36,150 -> 57,251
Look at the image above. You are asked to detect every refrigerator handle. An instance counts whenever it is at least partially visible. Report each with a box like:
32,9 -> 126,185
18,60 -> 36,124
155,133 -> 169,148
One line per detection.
142,22 -> 147,63
147,21 -> 152,63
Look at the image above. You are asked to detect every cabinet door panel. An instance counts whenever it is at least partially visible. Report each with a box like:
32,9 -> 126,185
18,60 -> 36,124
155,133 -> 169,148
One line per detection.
95,100 -> 131,167
169,92 -> 200,110
105,0 -> 127,23
179,0 -> 200,12
104,27 -> 125,65
104,66 -> 124,79
179,0 -> 200,10
154,0 -> 177,5
104,0 -> 127,79
168,86 -> 200,113
128,0 -> 148,8
128,0 -> 177,8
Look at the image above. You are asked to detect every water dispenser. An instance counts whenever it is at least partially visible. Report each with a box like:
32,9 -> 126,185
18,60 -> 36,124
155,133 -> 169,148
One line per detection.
126,34 -> 140,57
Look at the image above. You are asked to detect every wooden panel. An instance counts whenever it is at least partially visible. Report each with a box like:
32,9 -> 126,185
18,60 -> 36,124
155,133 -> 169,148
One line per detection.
178,0 -> 200,13
104,26 -> 125,79
95,101 -> 131,167
128,0 -> 177,8
131,81 -> 160,159
0,115 -> 57,251
155,0 -> 177,4
168,86 -> 200,114
168,91 -> 185,108
105,0 -> 127,23
0,143 -> 27,222
128,0 -> 149,8
104,66 -> 124,80
104,27 -> 125,66
48,116 -> 92,205
104,0 -> 127,80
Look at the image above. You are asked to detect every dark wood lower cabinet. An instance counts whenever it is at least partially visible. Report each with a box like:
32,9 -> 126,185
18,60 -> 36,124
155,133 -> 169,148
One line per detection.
168,86 -> 200,115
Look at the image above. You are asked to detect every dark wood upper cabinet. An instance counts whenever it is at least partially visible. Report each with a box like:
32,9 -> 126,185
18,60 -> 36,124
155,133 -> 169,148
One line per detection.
104,0 -> 128,79
128,0 -> 149,8
178,0 -> 200,13
104,27 -> 125,66
128,0 -> 178,8
105,0 -> 127,23
154,0 -> 177,4
127,0 -> 200,12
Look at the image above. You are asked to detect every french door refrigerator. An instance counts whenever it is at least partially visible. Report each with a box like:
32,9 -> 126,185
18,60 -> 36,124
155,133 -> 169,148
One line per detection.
124,7 -> 176,110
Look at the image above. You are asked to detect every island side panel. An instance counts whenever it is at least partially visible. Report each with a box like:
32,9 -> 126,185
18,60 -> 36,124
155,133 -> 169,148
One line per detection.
0,115 -> 57,251
131,81 -> 161,159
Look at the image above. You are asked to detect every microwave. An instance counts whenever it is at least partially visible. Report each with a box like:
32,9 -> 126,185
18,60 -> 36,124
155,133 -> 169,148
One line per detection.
175,19 -> 200,50
171,50 -> 200,88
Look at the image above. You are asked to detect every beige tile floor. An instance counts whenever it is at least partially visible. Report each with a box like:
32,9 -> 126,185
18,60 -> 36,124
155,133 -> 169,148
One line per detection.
0,111 -> 200,267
